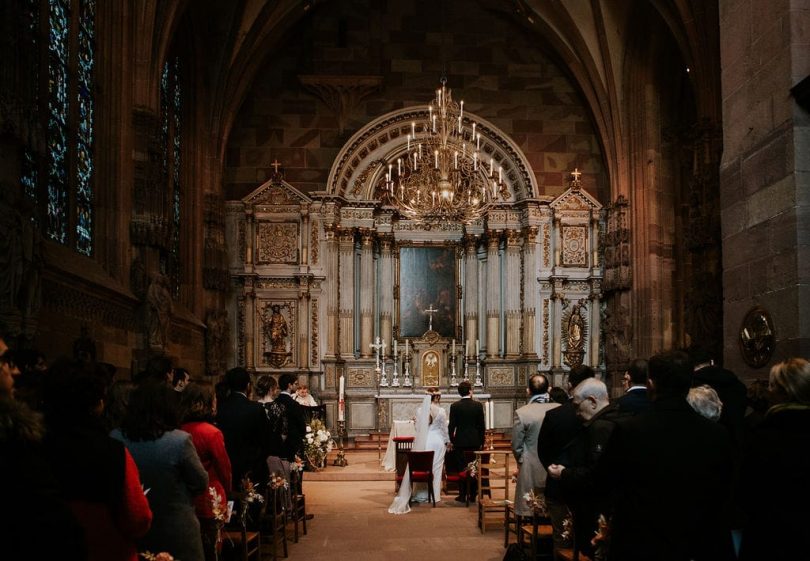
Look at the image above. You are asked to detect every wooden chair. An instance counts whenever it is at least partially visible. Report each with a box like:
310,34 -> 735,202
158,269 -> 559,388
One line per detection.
288,470 -> 308,543
221,495 -> 262,561
407,450 -> 436,507
444,449 -> 476,506
259,485 -> 288,560
476,450 -> 511,533
393,436 -> 414,492
505,504 -> 554,560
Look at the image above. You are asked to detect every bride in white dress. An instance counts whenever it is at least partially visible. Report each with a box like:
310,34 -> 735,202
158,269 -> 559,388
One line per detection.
388,391 -> 449,514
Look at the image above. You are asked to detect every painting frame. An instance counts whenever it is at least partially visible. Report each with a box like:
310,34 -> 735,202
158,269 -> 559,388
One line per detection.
396,245 -> 459,338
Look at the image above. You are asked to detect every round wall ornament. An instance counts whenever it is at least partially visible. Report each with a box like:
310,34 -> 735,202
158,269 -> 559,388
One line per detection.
739,306 -> 775,368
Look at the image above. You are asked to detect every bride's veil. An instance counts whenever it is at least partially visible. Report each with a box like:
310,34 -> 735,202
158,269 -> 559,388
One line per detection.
387,394 -> 432,514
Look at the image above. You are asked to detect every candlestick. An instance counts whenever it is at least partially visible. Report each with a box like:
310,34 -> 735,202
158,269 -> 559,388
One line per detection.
452,339 -> 456,356
465,340 -> 469,358
476,339 -> 480,356
338,375 -> 345,421
393,339 -> 397,358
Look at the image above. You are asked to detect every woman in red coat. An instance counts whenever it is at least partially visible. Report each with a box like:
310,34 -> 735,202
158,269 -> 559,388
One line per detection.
181,383 -> 233,561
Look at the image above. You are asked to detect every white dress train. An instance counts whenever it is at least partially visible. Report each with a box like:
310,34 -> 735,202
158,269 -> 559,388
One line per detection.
388,395 -> 431,514
412,404 -> 448,503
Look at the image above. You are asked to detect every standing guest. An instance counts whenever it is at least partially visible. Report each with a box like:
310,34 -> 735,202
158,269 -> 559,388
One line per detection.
549,386 -> 568,405
687,385 -> 723,422
743,379 -> 770,432
448,380 -> 486,503
0,336 -> 87,561
133,355 -> 174,386
104,380 -> 135,432
294,383 -> 318,406
216,367 -> 270,485
43,359 -> 152,561
172,368 -> 191,392
615,358 -> 651,414
512,374 -> 559,517
740,358 -> 810,561
690,347 -> 746,447
112,381 -> 208,561
537,365 -> 595,551
266,374 -> 307,463
599,351 -> 734,561
255,374 -> 278,412
181,384 -> 232,561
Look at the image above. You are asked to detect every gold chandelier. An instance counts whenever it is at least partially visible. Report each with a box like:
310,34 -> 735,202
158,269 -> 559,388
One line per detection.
380,79 -> 507,223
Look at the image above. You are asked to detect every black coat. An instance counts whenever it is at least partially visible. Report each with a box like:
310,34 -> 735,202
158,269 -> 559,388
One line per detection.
537,400 -> 584,501
216,392 -> 270,484
266,393 -> 307,462
614,387 -> 651,415
448,397 -> 485,449
598,396 -> 735,561
740,404 -> 810,561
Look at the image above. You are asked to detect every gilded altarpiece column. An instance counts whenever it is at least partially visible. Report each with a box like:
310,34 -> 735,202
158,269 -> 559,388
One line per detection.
338,229 -> 355,357
504,229 -> 522,358
324,225 -> 339,358
486,232 -> 501,358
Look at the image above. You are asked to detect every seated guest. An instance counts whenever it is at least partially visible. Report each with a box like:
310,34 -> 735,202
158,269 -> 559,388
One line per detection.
740,358 -> 810,561
294,383 -> 318,406
181,384 -> 232,561
615,358 -> 651,414
687,385 -> 723,422
598,350 -> 735,561
42,359 -> 152,561
113,381 -> 208,561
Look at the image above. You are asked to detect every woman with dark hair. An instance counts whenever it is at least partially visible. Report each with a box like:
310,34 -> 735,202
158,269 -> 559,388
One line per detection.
112,381 -> 208,561
104,379 -> 135,432
180,384 -> 232,561
42,359 -> 152,561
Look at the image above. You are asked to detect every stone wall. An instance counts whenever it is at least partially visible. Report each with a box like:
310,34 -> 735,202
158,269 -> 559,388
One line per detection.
719,0 -> 810,376
224,0 -> 606,203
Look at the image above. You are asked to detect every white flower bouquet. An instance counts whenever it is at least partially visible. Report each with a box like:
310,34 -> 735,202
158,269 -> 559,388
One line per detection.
303,418 -> 334,470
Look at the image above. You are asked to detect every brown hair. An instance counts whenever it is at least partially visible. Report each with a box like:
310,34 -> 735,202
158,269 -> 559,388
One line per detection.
770,358 -> 810,405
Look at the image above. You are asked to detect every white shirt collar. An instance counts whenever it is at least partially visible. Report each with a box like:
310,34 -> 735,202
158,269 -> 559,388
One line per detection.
627,385 -> 646,392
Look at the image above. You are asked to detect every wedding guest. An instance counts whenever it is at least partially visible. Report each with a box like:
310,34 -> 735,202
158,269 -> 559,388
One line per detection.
740,358 -> 810,561
172,368 -> 191,392
294,383 -> 318,406
266,374 -> 307,463
0,336 -> 87,561
690,346 -> 746,448
255,374 -> 278,410
113,381 -> 208,561
448,380 -> 485,503
43,359 -> 152,561
687,384 -> 723,422
181,384 -> 232,561
104,380 -> 135,432
549,386 -> 568,405
615,358 -> 651,414
743,379 -> 769,432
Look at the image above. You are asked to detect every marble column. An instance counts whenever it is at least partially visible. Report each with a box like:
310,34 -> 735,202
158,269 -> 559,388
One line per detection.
589,288 -> 601,368
359,229 -> 374,357
379,236 -> 394,350
551,279 -> 562,369
522,226 -> 539,358
504,229 -> 522,357
324,225 -> 339,358
245,278 -> 256,369
463,235 -> 479,360
486,231 -> 501,358
338,228 -> 355,358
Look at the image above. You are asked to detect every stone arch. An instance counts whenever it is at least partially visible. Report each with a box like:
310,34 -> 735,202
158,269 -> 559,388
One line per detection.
326,107 -> 539,205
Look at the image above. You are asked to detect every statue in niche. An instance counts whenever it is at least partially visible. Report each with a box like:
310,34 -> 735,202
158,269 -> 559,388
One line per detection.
263,304 -> 290,368
567,306 -> 585,351
146,272 -> 173,350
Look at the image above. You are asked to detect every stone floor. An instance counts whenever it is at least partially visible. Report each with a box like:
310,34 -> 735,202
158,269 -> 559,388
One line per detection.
292,451 -> 506,561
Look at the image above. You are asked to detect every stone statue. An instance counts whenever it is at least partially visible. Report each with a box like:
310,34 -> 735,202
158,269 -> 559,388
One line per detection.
147,272 -> 173,349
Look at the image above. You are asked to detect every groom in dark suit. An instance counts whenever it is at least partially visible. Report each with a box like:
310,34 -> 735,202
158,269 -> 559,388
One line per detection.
449,380 -> 485,502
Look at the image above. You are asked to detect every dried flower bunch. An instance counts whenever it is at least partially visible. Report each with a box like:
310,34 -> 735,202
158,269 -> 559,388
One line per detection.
522,490 -> 549,517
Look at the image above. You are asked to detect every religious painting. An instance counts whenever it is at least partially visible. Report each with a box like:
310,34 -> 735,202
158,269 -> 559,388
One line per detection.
398,246 -> 457,338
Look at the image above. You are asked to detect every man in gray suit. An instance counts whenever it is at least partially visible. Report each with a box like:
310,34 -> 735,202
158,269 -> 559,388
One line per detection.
512,373 -> 559,516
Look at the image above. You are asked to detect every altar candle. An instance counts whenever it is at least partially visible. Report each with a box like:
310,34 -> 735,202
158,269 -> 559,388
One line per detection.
452,339 -> 456,356
394,339 -> 397,358
465,340 -> 469,358
405,339 -> 409,356
338,375 -> 345,421
488,401 -> 495,429
485,401 -> 491,430
476,339 -> 480,356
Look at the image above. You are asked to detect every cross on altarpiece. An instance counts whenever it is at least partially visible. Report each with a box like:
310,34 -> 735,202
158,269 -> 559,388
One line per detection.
424,305 -> 438,332
271,160 -> 282,173
571,168 -> 582,182
369,336 -> 385,369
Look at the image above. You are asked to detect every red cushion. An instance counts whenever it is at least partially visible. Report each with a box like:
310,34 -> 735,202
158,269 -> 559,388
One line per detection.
446,473 -> 467,481
411,471 -> 432,479
392,437 -> 415,443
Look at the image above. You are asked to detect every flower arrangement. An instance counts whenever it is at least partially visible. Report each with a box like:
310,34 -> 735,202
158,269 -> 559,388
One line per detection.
269,472 -> 289,490
209,486 -> 227,545
303,418 -> 334,470
291,455 -> 305,473
140,553 -> 174,561
466,459 -> 479,479
522,490 -> 549,517
591,513 -> 611,556
241,477 -> 264,504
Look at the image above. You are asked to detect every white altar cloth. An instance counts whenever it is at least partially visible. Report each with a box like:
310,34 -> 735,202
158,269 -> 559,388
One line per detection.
381,419 -> 416,472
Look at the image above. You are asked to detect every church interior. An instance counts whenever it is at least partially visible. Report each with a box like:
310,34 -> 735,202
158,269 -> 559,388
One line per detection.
1,0 -> 809,559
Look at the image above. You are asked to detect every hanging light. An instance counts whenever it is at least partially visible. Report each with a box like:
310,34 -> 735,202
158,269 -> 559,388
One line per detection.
380,79 -> 507,223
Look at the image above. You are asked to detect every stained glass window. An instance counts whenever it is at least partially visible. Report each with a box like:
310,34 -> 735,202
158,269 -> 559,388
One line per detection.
24,0 -> 95,253
161,55 -> 182,296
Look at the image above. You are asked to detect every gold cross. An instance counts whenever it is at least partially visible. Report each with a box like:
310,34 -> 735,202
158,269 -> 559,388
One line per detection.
571,168 -> 582,182
271,160 -> 282,173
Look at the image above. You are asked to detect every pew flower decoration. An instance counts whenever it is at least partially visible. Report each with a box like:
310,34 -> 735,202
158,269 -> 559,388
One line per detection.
269,472 -> 289,490
242,477 -> 264,504
523,490 -> 549,517
303,418 -> 334,470
561,515 -> 574,544
466,459 -> 479,479
209,487 -> 227,545
291,455 -> 305,473
140,553 -> 175,561
591,513 -> 611,556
